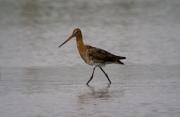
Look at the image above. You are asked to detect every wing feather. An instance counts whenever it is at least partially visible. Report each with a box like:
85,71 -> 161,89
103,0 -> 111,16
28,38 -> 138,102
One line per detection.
86,45 -> 117,63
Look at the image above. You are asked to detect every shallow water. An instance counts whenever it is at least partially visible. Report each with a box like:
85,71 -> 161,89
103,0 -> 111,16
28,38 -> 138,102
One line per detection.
0,65 -> 180,117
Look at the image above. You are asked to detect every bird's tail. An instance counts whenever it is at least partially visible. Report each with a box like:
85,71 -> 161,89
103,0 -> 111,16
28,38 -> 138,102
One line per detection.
117,56 -> 126,60
116,56 -> 126,65
117,59 -> 124,65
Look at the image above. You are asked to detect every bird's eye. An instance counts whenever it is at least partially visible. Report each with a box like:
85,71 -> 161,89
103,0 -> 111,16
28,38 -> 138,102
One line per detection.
73,30 -> 77,34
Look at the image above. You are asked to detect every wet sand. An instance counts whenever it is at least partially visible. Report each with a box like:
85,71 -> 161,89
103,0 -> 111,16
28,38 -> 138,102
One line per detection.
0,65 -> 180,117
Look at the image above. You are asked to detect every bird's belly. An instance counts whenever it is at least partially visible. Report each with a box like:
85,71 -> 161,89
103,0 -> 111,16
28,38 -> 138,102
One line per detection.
82,56 -> 94,66
79,53 -> 92,65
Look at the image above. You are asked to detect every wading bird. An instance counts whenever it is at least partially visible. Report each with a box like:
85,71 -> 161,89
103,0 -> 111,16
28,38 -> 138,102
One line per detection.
58,28 -> 126,85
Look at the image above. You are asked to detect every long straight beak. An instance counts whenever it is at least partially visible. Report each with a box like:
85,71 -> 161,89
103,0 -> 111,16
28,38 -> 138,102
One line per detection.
58,35 -> 74,48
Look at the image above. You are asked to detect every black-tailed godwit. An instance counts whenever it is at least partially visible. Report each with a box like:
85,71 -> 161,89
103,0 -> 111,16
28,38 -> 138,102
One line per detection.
59,28 -> 126,85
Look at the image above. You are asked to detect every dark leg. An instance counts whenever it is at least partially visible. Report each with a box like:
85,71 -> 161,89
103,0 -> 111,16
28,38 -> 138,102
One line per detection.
86,66 -> 97,85
98,66 -> 111,84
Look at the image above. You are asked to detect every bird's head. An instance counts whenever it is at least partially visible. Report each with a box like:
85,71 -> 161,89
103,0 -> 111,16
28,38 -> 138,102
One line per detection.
72,28 -> 81,36
58,28 -> 81,48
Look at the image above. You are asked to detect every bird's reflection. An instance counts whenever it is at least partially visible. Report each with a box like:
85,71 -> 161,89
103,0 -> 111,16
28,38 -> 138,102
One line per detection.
78,84 -> 111,104
87,84 -> 111,99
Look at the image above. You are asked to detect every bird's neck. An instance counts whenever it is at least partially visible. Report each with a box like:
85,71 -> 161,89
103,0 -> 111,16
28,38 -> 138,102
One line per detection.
75,31 -> 86,53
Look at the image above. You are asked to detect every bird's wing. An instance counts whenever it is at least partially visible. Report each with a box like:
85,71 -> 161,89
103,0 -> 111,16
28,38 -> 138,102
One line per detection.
86,45 -> 117,63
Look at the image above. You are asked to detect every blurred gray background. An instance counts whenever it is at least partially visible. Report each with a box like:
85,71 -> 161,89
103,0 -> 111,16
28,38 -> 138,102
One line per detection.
0,0 -> 180,67
1,1 -> 180,117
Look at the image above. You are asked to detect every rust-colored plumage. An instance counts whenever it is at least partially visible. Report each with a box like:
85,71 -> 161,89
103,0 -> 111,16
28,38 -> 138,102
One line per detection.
59,28 -> 126,85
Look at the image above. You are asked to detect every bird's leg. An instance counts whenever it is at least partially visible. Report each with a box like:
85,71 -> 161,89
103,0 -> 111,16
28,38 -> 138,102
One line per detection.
86,66 -> 97,85
98,66 -> 111,84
